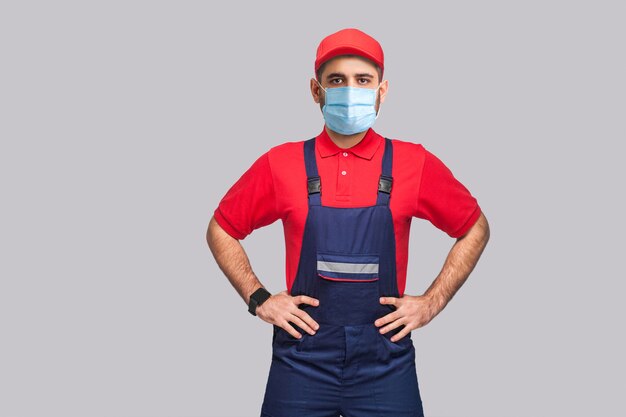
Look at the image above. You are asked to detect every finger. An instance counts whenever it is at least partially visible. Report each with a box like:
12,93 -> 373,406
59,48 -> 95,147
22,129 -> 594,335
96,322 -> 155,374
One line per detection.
294,295 -> 320,307
379,296 -> 398,306
280,320 -> 302,339
292,308 -> 320,332
374,311 -> 400,327
379,317 -> 405,335
289,313 -> 317,335
390,327 -> 411,343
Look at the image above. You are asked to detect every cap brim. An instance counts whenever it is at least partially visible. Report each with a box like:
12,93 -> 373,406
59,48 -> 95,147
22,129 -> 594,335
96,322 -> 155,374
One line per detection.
315,45 -> 384,72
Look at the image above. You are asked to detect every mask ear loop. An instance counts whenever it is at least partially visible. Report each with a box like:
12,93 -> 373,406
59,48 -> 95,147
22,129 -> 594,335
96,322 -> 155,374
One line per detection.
374,82 -> 383,120
314,78 -> 327,94
315,79 -> 328,116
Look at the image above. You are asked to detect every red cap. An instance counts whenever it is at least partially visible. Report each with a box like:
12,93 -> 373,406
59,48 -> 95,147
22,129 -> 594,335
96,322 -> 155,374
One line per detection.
315,28 -> 384,76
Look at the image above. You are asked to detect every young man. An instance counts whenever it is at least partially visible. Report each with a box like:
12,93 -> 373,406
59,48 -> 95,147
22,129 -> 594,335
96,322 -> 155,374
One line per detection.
207,28 -> 490,417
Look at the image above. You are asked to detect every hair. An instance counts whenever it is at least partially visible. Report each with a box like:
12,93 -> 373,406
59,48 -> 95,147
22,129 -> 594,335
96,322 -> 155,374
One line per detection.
315,54 -> 383,83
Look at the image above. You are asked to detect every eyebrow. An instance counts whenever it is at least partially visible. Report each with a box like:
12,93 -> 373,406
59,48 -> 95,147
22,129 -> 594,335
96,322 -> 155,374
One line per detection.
325,72 -> 375,80
325,72 -> 345,80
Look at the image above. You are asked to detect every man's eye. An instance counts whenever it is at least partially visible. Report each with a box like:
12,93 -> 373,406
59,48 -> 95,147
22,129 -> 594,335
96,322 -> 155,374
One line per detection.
358,78 -> 370,84
330,79 -> 343,84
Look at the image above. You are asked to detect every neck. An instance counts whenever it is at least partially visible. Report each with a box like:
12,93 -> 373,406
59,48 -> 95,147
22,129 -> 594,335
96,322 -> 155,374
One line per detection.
325,126 -> 368,149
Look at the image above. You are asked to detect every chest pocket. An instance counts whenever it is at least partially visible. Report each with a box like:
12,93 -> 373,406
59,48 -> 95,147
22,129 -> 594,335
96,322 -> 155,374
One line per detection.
316,252 -> 380,282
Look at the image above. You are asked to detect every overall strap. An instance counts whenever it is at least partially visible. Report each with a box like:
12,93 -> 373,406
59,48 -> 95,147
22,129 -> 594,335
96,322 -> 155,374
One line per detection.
376,138 -> 394,206
304,138 -> 321,206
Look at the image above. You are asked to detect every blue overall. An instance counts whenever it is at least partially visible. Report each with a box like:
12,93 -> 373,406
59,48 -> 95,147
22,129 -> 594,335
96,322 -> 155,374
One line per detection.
261,137 -> 424,417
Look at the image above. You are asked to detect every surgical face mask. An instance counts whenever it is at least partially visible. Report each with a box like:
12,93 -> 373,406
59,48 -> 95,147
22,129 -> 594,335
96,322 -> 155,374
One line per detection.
316,79 -> 382,135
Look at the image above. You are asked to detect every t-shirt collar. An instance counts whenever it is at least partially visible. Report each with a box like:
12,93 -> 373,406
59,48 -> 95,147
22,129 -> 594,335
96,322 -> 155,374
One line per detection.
316,127 -> 382,160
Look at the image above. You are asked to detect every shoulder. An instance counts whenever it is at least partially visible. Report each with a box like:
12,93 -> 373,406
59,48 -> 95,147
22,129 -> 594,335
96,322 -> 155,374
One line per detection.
389,137 -> 425,154
387,137 -> 428,168
265,138 -> 311,169
239,140 -> 305,171
267,139 -> 305,159
389,137 -> 454,168
247,139 -> 308,183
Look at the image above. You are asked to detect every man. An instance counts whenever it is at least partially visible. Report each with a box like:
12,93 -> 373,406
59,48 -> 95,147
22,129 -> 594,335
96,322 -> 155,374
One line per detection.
207,28 -> 490,417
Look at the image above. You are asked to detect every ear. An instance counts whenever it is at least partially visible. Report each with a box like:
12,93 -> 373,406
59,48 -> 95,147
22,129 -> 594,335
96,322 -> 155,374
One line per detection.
378,79 -> 389,104
310,78 -> 323,104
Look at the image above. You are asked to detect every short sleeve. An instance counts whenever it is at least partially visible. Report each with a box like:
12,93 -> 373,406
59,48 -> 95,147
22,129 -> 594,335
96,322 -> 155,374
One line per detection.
414,148 -> 481,238
213,151 -> 279,240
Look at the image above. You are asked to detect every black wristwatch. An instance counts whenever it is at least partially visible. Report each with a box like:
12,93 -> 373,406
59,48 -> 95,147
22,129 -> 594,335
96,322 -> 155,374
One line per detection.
248,287 -> 272,316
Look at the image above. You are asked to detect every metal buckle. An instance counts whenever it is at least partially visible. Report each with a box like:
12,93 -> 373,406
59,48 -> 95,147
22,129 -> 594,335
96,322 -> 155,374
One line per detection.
307,177 -> 321,194
378,175 -> 393,194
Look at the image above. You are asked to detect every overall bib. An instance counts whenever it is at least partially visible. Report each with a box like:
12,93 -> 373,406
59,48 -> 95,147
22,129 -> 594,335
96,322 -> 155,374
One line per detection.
261,137 -> 424,417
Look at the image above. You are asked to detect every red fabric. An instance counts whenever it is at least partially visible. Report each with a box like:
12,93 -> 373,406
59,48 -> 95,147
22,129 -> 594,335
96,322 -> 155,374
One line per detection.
315,28 -> 384,74
213,127 -> 481,296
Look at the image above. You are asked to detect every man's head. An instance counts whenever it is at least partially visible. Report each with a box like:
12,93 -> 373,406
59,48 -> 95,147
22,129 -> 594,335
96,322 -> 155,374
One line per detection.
310,28 -> 389,135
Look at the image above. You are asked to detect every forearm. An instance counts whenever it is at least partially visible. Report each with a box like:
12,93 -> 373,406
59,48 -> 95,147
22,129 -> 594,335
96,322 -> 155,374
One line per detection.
423,212 -> 490,313
206,215 -> 264,306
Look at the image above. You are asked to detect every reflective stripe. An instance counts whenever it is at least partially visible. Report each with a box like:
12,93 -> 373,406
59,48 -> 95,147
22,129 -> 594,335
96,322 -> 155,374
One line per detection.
317,261 -> 379,274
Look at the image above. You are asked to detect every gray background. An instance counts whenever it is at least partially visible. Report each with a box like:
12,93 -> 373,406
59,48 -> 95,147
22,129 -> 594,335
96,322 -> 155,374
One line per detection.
1,1 -> 624,416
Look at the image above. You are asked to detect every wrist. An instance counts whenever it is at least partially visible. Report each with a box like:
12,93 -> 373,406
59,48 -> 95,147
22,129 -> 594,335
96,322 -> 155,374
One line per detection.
423,290 -> 447,313
248,287 -> 272,316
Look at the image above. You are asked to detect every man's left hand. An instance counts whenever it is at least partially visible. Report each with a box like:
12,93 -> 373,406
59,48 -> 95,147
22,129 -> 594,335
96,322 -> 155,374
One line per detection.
374,294 -> 440,342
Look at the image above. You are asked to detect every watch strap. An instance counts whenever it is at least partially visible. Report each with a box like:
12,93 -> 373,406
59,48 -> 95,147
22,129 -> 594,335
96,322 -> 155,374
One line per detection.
248,287 -> 272,316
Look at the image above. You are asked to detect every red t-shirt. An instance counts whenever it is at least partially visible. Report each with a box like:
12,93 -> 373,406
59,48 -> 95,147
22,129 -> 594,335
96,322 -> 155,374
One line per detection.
213,127 -> 481,296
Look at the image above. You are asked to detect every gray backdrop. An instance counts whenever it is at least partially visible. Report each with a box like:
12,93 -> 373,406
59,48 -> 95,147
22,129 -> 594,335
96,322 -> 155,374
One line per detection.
1,1 -> 624,416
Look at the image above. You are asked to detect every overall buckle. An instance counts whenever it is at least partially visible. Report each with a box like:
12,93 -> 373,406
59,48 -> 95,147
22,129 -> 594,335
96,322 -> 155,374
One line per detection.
378,175 -> 393,194
308,177 -> 321,194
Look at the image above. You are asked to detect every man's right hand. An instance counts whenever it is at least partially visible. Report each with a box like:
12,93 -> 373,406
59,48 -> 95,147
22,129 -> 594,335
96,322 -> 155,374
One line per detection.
255,290 -> 320,339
